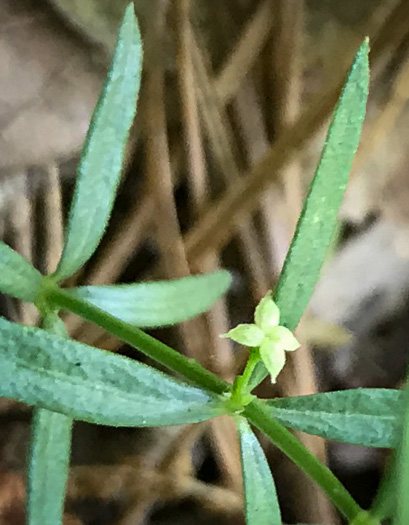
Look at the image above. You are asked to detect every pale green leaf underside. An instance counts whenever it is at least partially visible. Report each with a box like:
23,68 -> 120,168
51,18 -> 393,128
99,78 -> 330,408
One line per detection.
0,241 -> 42,301
54,4 -> 143,281
27,409 -> 72,525
238,418 -> 281,525
267,389 -> 404,448
274,40 -> 370,331
69,270 -> 231,327
0,318 -> 226,426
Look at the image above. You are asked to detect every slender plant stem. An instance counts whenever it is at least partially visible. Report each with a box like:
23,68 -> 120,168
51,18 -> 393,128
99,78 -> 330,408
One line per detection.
240,350 -> 260,392
46,284 -> 367,521
350,514 -> 381,525
368,456 -> 396,523
229,351 -> 260,408
243,398 -> 366,522
46,285 -> 230,395
231,350 -> 261,405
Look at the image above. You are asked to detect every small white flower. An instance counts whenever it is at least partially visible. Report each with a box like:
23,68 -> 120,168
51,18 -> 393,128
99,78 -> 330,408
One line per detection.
221,292 -> 300,382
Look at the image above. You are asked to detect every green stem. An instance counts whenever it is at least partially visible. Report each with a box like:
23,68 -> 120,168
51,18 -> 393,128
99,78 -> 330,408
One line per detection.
240,351 -> 260,392
230,350 -> 260,405
244,398 -> 364,522
350,514 -> 380,525
368,456 -> 396,523
46,285 -> 230,395
47,285 -> 366,522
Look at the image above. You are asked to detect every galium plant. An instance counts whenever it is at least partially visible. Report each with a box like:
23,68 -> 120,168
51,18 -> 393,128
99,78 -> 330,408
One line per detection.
0,5 -> 408,525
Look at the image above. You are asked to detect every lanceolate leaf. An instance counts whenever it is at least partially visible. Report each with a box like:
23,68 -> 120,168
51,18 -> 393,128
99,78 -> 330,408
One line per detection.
69,270 -> 231,327
27,410 -> 72,525
27,314 -> 72,525
267,389 -> 404,448
0,241 -> 42,301
274,40 -> 369,331
0,318 -> 227,426
53,4 -> 143,281
237,418 -> 281,525
248,361 -> 270,391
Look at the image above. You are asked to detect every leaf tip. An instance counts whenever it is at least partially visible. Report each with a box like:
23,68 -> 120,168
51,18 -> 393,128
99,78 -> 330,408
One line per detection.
217,269 -> 233,289
123,2 -> 137,24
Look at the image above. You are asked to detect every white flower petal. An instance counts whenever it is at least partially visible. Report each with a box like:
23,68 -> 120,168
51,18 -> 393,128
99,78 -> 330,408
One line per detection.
221,324 -> 264,347
259,339 -> 286,383
266,326 -> 300,351
254,292 -> 280,331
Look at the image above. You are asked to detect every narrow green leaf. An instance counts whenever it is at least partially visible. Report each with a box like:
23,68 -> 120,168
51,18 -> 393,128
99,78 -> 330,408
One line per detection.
247,361 -> 270,391
0,318 -> 226,426
68,270 -> 231,327
266,389 -> 404,448
27,313 -> 72,525
244,400 -> 362,522
274,40 -> 369,331
237,418 -> 281,525
0,241 -> 42,301
27,410 -> 72,525
53,4 -> 143,281
46,285 -> 230,395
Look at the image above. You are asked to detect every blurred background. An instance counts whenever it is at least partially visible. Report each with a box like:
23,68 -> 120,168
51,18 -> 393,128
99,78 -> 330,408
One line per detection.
1,0 -> 409,523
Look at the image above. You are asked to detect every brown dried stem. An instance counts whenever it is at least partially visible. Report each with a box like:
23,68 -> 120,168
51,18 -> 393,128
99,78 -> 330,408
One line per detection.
175,1 -> 241,490
143,0 -> 209,363
7,172 -> 38,325
214,0 -> 275,104
191,33 -> 270,301
43,163 -> 64,274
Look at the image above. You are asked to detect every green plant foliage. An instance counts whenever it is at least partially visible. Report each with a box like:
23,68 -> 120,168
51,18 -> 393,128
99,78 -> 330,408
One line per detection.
45,285 -> 230,395
247,361 -> 271,391
244,399 -> 363,522
69,270 -> 231,327
53,4 -> 142,281
267,389 -> 403,448
0,318 -> 227,426
370,459 -> 398,522
237,418 -> 281,525
41,312 -> 70,338
0,241 -> 42,301
394,391 -> 409,524
27,314 -> 73,525
0,24 -> 377,525
27,410 -> 72,525
274,39 -> 370,332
